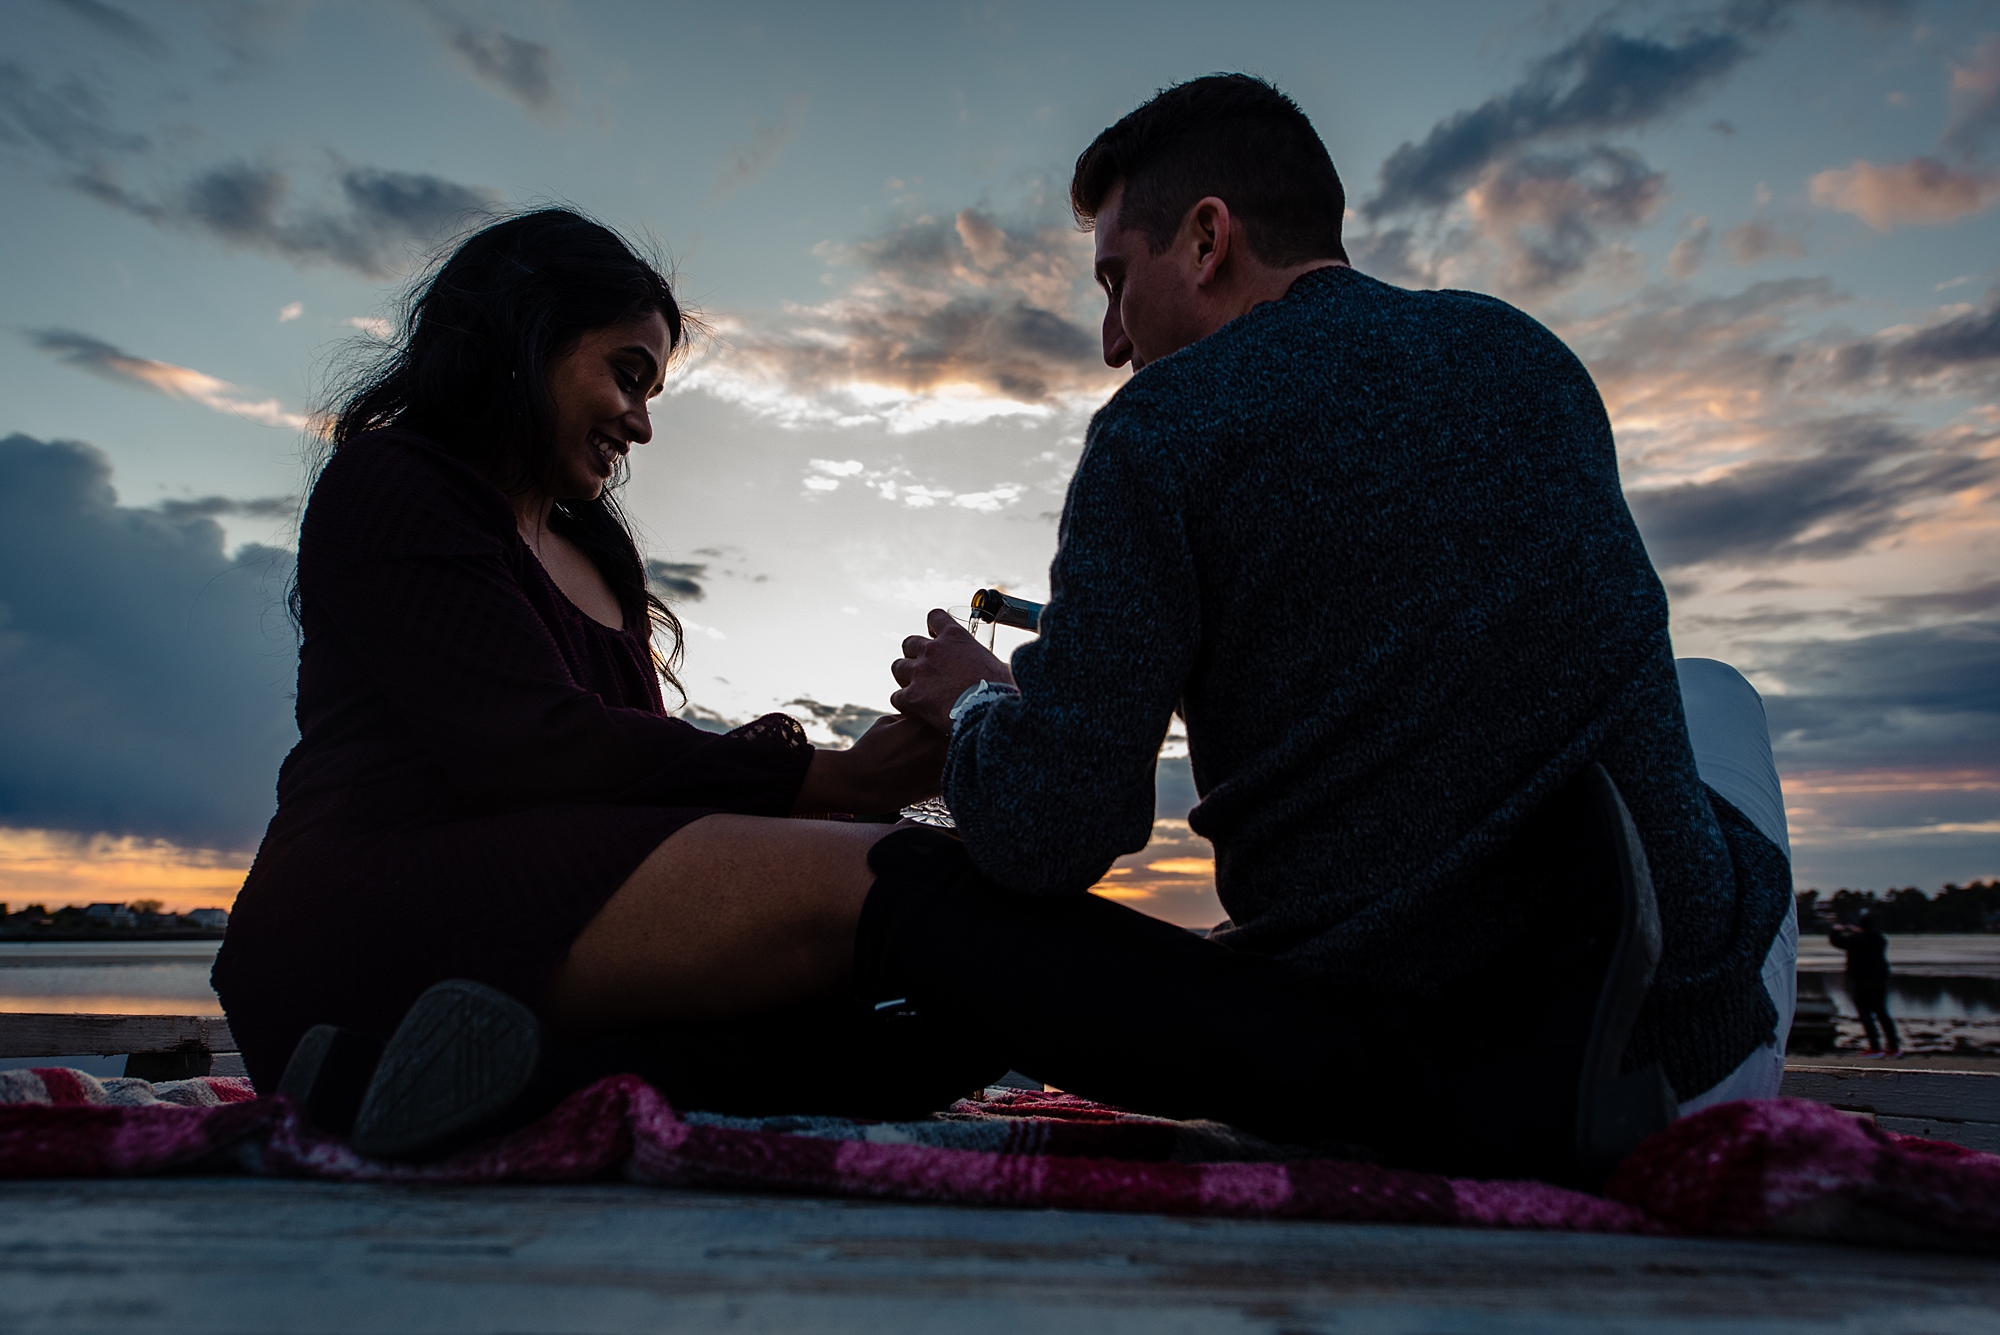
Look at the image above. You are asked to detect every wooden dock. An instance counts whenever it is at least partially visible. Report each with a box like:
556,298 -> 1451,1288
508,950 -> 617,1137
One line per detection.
6,1013 -> 2000,1330
5,1175 -> 1999,1333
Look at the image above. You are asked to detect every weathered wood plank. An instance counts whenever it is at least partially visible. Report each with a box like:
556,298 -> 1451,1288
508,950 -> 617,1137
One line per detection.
0,1013 -> 234,1058
3,1178 -> 1997,1334
1875,1114 -> 2000,1153
1781,1066 -> 2000,1121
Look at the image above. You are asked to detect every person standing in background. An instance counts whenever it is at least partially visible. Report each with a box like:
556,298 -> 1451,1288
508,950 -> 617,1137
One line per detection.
1830,911 -> 1901,1057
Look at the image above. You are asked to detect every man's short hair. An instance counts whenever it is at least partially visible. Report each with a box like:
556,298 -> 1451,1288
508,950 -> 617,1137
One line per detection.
1071,74 -> 1348,267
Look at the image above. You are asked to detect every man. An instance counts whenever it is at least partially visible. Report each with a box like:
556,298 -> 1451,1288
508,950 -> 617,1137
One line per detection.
875,75 -> 1793,1181
1830,911 -> 1900,1057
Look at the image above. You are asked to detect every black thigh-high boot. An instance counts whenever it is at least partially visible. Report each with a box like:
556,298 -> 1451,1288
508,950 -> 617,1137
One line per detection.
852,827 -> 1378,1149
542,995 -> 1010,1122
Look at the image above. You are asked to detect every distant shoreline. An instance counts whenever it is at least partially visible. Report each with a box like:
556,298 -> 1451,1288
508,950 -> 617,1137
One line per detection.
0,931 -> 225,943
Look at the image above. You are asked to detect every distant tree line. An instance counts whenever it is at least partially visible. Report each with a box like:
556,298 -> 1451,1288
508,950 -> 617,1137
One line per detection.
1795,883 -> 2000,934
1,899 -> 228,934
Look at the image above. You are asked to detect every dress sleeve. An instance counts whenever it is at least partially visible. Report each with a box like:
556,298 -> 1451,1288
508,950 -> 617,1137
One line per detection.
301,436 -> 811,813
941,417 -> 1198,894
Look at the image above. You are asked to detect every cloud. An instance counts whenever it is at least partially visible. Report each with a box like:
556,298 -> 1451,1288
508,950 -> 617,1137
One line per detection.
0,63 -> 148,159
1810,157 -> 2000,231
678,703 -> 737,735
277,301 -> 303,322
0,435 -> 298,849
1944,35 -> 2000,159
1461,144 -> 1666,289
29,329 -> 312,431
782,698 -> 886,745
644,559 -> 707,602
1572,276 -> 1846,444
1829,286 -> 2000,390
155,495 -> 296,523
799,457 -> 1027,511
1750,621 -> 2000,770
1625,416 -> 1997,569
44,0 -> 168,56
714,95 -> 806,200
427,8 -> 559,113
1720,218 -> 1807,264
1667,216 -> 1710,280
1365,11 -> 1774,220
1857,578 -> 2000,627
685,207 -> 1117,430
77,160 -> 497,277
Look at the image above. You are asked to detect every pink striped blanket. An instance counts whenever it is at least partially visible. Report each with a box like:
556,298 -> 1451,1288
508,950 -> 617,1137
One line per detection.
1,1067 -> 1994,1252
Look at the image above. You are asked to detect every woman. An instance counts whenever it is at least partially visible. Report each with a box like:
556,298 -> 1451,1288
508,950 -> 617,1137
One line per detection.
212,210 -> 997,1150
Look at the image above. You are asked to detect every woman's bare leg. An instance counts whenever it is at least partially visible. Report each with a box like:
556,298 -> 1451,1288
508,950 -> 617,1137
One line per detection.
543,814 -> 893,1032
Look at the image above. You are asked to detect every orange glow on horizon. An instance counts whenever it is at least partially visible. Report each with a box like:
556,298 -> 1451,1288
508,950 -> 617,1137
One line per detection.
0,828 -> 248,915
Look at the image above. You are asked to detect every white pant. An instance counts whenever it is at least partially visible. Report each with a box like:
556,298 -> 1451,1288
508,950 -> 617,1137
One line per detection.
1670,658 -> 1798,1115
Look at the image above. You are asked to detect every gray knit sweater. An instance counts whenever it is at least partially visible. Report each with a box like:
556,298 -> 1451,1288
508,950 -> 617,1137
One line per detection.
943,265 -> 1793,1100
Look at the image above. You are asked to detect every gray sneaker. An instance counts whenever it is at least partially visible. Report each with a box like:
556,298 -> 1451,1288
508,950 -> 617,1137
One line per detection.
349,979 -> 545,1161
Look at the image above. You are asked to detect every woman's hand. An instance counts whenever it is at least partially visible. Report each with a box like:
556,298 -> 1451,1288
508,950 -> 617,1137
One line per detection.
791,713 -> 948,816
889,609 -> 1015,732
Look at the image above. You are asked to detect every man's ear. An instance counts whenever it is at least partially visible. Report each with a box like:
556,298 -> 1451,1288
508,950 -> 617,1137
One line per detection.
1189,196 -> 1233,289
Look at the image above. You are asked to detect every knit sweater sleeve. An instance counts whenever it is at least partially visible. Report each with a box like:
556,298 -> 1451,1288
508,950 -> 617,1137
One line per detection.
941,411 -> 1198,894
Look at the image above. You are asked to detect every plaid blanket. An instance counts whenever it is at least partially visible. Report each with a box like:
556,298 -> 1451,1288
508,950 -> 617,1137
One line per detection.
1,1068 -> 1993,1252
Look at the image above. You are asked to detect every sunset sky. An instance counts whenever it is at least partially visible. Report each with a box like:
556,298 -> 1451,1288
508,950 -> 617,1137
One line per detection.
2,0 -> 1997,923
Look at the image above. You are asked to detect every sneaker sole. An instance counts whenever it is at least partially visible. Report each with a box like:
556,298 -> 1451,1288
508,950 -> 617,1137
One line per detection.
276,1024 -> 384,1136
349,980 -> 543,1161
1573,765 -> 1678,1184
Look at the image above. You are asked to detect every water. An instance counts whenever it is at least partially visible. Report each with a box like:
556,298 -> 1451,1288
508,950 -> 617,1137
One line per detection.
1795,935 -> 2000,1055
0,941 -> 223,1014
0,941 -> 222,1075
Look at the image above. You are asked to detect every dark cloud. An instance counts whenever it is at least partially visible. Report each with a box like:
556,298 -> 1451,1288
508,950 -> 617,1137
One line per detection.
678,704 -> 737,735
1857,579 -> 2000,627
427,9 -> 559,112
0,434 -> 297,849
155,495 -> 296,522
1832,287 -> 2000,387
1365,12 -> 1771,220
90,161 -> 497,277
44,0 -> 167,55
783,698 -> 886,743
1752,621 -> 2000,770
1626,416 -> 1997,569
0,57 -> 492,278
0,63 -> 148,158
644,559 -> 707,602
1354,3 -> 1898,290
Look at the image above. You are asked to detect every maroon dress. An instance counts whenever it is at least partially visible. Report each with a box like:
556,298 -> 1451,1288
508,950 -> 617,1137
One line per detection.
212,429 -> 813,1092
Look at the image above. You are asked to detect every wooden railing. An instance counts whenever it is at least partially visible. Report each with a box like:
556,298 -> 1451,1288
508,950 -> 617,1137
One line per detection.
0,1013 -> 241,1080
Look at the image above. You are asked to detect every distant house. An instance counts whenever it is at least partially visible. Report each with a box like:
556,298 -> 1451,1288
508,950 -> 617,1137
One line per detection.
184,908 -> 229,929
83,903 -> 136,928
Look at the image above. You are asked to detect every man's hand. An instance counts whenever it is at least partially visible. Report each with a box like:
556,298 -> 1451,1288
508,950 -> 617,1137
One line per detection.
889,608 -> 1016,732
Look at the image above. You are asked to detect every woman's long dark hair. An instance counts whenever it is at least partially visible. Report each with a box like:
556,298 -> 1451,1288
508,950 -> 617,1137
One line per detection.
302,207 -> 692,701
